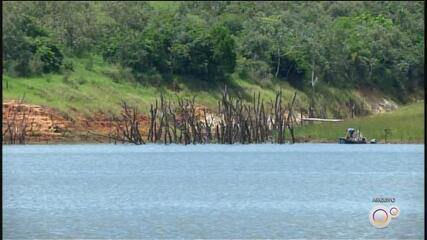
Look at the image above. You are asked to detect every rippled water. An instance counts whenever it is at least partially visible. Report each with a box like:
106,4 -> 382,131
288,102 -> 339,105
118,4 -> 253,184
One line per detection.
3,144 -> 424,239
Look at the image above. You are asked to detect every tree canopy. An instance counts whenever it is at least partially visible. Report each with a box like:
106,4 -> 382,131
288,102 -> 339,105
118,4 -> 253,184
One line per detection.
2,1 -> 424,101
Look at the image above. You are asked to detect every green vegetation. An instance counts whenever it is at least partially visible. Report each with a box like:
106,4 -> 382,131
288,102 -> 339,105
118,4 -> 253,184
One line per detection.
3,56 -> 309,118
295,101 -> 424,143
2,1 -> 424,119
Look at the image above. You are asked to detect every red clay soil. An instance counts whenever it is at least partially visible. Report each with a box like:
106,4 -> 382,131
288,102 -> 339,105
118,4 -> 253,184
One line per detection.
2,101 -> 149,144
4,100 -> 303,144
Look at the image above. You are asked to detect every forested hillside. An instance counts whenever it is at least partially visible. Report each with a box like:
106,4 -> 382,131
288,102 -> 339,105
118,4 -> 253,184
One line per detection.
3,1 -> 425,117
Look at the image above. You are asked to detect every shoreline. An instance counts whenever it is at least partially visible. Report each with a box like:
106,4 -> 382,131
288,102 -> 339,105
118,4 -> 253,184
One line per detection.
3,138 -> 424,145
3,101 -> 424,146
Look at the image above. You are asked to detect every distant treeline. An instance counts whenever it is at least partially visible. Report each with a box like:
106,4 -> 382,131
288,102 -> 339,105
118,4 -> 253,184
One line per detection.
3,1 -> 424,101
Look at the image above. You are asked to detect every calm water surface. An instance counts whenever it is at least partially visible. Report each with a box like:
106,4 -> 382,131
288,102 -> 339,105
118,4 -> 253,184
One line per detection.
3,144 -> 424,239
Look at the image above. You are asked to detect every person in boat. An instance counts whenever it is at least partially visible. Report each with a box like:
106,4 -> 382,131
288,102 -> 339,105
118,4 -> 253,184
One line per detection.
346,128 -> 355,140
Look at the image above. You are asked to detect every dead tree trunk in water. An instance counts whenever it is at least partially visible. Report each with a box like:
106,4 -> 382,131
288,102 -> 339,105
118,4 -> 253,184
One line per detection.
113,101 -> 145,145
2,97 -> 34,144
111,85 -> 301,145
274,90 -> 285,144
286,92 -> 298,144
148,100 -> 158,142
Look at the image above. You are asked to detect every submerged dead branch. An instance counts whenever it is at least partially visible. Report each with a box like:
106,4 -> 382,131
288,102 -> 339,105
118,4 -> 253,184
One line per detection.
111,86 -> 298,145
3,96 -> 34,144
112,101 -> 145,145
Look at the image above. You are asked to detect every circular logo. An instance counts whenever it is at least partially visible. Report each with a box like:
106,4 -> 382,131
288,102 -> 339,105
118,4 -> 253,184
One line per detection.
389,205 -> 400,218
369,205 -> 391,228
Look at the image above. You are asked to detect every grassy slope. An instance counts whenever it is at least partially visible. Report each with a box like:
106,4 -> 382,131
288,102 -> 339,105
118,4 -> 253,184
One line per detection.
2,56 -> 309,118
3,57 -> 424,143
294,101 -> 424,143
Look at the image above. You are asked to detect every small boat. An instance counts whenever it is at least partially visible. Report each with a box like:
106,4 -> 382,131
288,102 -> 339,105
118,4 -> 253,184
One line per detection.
338,128 -> 367,144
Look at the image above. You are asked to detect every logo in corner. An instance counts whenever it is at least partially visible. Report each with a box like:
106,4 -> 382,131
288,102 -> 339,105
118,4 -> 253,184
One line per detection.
369,205 -> 400,228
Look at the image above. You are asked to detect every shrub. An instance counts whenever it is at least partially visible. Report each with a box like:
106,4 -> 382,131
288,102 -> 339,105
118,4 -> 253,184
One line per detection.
237,57 -> 273,84
85,58 -> 94,71
62,71 -> 72,84
12,59 -> 32,77
63,59 -> 74,72
28,54 -> 44,75
34,38 -> 63,73
77,77 -> 87,85
102,65 -> 135,83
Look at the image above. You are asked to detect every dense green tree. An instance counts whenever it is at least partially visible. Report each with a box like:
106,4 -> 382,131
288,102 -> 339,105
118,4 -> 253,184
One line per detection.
3,3 -> 63,76
2,1 -> 424,101
208,25 -> 236,80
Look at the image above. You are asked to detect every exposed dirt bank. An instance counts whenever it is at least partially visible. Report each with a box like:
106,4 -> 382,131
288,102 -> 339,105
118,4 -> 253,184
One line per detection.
2,101 -> 150,144
3,99 -> 418,144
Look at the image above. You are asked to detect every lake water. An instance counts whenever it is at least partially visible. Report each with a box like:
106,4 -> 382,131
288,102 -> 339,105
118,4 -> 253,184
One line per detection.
3,144 -> 424,239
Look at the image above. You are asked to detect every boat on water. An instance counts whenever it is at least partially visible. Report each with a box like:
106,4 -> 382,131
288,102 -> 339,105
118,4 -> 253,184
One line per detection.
339,128 -> 376,144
